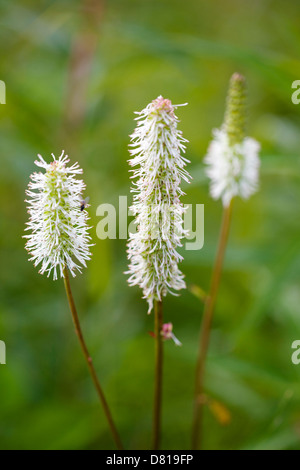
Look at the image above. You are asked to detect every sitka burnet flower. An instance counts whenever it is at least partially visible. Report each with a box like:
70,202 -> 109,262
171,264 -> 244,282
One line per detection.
127,96 -> 191,313
205,73 -> 261,207
24,151 -> 92,280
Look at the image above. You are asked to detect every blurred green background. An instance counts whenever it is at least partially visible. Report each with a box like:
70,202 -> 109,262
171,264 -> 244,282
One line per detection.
1,0 -> 300,450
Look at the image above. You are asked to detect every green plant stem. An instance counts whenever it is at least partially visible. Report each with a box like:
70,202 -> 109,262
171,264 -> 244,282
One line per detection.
192,200 -> 233,449
63,266 -> 123,450
152,299 -> 163,450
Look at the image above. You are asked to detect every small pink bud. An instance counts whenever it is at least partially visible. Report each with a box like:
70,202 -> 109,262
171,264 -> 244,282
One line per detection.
152,96 -> 174,114
161,323 -> 182,346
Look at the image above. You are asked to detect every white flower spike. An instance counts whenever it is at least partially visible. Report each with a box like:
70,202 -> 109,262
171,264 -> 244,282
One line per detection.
127,96 -> 191,313
205,73 -> 260,207
24,151 -> 92,280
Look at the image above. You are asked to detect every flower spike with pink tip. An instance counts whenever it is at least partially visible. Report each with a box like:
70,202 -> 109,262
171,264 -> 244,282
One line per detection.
126,96 -> 191,313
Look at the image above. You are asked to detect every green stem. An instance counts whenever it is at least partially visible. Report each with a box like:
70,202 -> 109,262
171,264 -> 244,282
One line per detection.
152,300 -> 164,450
192,201 -> 233,449
63,266 -> 123,450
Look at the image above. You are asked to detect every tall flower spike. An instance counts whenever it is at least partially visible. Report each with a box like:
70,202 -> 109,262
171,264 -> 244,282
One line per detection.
24,151 -> 92,280
205,73 -> 260,207
127,96 -> 191,313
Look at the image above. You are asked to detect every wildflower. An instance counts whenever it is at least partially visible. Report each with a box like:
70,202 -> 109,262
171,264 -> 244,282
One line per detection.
127,96 -> 191,313
24,151 -> 91,280
205,73 -> 260,207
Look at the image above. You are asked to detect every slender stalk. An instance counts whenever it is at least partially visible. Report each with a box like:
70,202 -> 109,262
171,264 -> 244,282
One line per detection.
60,0 -> 105,153
192,200 -> 233,449
152,300 -> 163,450
63,266 -> 123,450
64,0 -> 105,130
